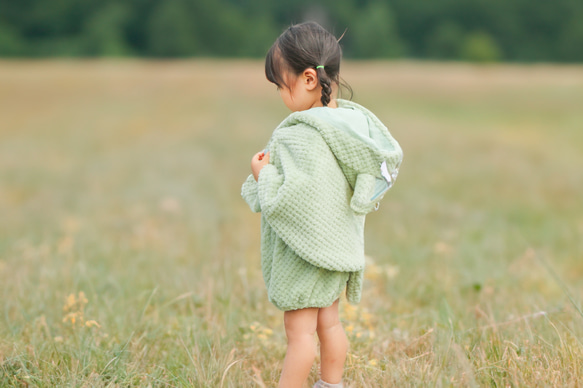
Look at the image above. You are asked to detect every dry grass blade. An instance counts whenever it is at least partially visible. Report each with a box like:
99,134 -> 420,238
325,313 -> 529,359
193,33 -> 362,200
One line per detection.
251,365 -> 267,388
219,348 -> 241,388
521,242 -> 583,321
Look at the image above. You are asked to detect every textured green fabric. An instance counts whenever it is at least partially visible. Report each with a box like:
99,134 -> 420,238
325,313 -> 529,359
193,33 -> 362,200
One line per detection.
241,99 -> 402,311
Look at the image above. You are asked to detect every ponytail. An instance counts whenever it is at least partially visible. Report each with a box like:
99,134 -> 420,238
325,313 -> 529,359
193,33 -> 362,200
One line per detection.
316,67 -> 332,107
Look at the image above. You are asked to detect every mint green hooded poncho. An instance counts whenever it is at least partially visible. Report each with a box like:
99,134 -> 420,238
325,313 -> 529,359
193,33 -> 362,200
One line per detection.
241,99 -> 402,311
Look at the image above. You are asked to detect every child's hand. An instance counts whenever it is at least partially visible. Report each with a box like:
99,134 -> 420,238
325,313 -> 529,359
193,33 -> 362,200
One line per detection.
251,151 -> 270,181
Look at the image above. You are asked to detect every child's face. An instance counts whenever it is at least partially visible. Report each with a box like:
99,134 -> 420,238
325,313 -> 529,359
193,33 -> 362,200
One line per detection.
278,69 -> 321,112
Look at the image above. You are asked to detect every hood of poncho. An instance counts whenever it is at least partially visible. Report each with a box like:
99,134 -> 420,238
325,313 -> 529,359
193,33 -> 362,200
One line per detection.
277,99 -> 402,193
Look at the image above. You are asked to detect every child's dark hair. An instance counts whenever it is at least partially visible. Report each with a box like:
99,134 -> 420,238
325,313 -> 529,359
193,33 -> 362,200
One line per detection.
265,21 -> 351,107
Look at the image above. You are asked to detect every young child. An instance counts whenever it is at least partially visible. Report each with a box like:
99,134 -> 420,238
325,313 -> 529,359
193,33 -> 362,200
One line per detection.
241,22 -> 403,388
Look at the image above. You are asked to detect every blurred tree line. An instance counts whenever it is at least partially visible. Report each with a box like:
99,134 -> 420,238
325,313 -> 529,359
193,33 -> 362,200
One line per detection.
1,0 -> 582,62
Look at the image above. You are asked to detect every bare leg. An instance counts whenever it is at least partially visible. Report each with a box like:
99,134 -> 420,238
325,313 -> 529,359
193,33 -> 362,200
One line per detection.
316,300 -> 347,384
279,307 -> 319,388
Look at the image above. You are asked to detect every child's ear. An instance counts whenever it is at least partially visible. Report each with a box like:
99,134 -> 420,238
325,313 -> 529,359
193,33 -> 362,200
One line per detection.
302,68 -> 319,91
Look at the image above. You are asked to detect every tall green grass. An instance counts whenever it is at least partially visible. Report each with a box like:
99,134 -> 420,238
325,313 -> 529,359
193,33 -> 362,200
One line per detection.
1,60 -> 582,387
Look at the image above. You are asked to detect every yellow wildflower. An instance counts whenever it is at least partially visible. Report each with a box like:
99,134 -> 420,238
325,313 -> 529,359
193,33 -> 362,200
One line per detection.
385,264 -> 399,279
63,312 -> 78,325
64,294 -> 76,311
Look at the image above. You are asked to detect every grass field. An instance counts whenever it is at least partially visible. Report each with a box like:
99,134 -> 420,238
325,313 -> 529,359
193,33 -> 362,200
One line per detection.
1,60 -> 582,387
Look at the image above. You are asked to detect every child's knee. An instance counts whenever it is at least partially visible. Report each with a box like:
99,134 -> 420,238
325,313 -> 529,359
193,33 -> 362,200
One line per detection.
317,300 -> 341,332
283,308 -> 318,339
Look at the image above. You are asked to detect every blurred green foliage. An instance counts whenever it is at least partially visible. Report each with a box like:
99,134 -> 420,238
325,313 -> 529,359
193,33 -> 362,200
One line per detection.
459,31 -> 502,63
1,0 -> 582,62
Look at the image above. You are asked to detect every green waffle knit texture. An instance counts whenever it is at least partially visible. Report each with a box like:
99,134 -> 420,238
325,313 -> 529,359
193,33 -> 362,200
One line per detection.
242,99 -> 402,311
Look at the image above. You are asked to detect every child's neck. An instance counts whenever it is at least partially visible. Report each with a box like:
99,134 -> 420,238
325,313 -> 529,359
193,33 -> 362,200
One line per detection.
310,99 -> 337,109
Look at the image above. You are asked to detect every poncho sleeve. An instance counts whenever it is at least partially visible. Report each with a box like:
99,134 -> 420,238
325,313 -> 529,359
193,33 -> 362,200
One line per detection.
241,174 -> 261,213
255,125 -> 365,273
350,173 -> 378,215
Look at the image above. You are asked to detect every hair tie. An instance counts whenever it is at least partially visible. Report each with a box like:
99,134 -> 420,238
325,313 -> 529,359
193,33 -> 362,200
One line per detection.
316,65 -> 325,69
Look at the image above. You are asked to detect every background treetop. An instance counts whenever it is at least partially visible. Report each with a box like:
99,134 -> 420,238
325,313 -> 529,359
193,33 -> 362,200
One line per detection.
1,0 -> 582,62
